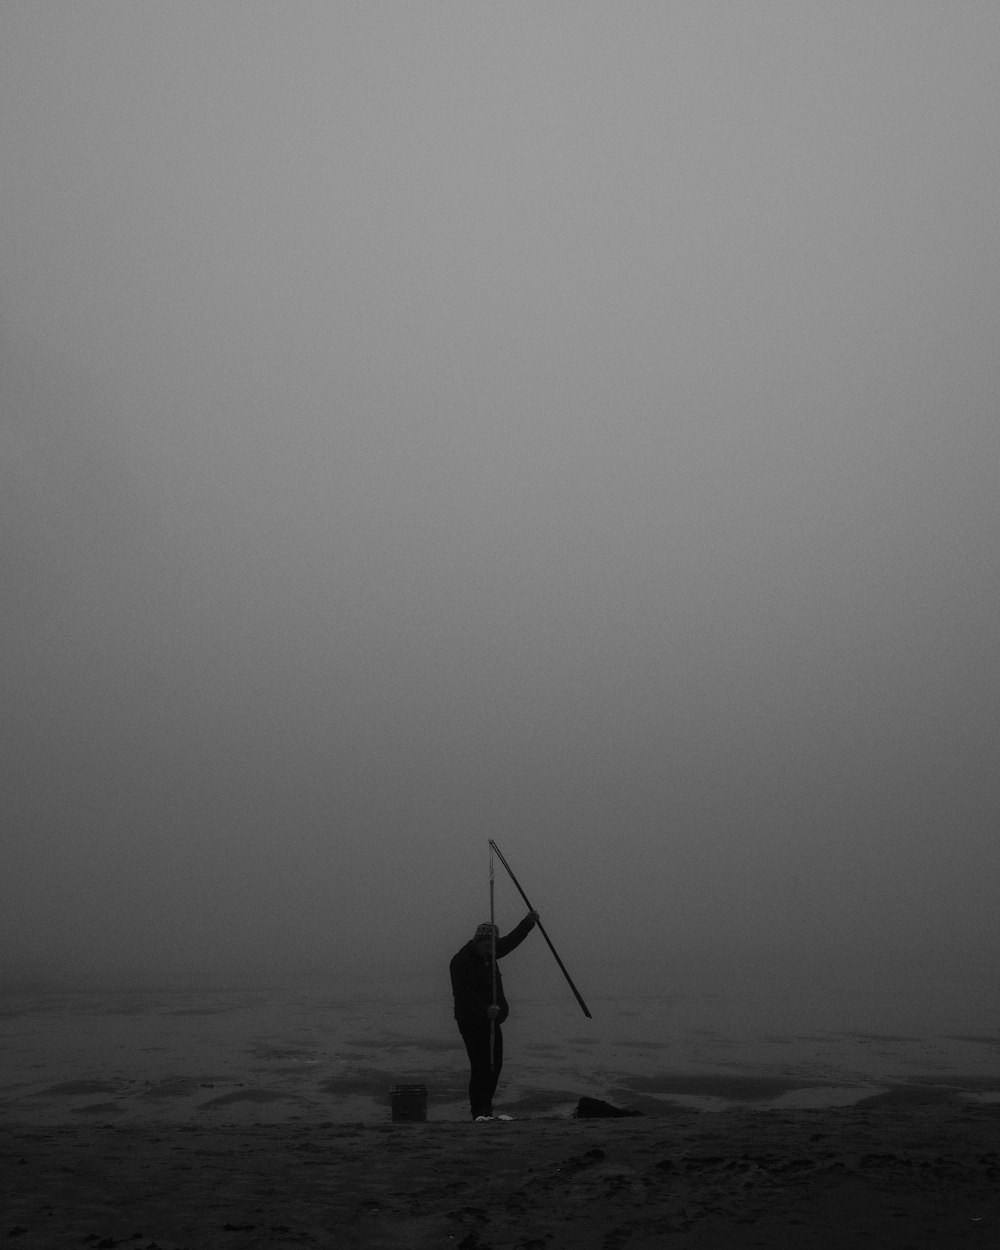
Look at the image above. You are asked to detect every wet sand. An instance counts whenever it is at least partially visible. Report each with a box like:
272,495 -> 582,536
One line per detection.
3,1096 -> 998,1248
3,990 -> 998,1244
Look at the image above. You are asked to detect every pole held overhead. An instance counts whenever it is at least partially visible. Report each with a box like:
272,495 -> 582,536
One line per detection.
489,839 -> 592,1019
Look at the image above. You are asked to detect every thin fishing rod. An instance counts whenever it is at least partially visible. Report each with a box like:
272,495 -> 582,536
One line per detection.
489,844 -> 497,1070
489,839 -> 592,1019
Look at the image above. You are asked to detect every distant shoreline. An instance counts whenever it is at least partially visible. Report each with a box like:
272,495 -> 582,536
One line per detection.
2,985 -> 998,1127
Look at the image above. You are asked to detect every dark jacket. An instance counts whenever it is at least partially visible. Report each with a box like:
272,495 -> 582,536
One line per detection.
450,915 -> 535,1028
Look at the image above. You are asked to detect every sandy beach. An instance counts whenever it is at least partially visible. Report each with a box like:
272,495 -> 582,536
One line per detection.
3,1099 -> 999,1248
3,988 -> 998,1244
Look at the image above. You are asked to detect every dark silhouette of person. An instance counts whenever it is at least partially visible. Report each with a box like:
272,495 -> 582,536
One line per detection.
449,911 -> 538,1120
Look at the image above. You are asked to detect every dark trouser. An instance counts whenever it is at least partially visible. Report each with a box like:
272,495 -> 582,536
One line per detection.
458,1019 -> 503,1119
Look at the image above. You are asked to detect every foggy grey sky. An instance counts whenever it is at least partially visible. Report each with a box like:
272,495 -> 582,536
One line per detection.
2,2 -> 998,994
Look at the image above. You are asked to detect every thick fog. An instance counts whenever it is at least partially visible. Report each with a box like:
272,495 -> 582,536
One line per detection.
3,3 -> 998,1000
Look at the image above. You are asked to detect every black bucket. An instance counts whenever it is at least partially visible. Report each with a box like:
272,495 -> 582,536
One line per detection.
389,1083 -> 427,1122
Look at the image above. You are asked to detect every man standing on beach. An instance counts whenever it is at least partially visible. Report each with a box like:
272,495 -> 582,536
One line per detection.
450,911 -> 538,1121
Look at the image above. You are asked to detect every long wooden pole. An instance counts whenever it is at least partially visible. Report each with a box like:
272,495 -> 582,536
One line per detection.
489,839 -> 592,1019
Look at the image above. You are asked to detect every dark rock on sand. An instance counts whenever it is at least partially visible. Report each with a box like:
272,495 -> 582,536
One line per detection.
574,1096 -> 642,1118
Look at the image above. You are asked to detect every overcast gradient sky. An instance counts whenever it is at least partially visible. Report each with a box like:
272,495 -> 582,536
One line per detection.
2,2 -> 998,996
